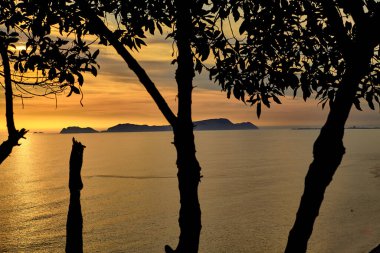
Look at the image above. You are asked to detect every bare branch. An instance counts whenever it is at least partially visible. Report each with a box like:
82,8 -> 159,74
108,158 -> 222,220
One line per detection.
77,0 -> 177,127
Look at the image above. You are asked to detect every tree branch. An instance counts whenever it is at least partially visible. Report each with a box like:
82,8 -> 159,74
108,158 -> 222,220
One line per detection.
77,0 -> 177,128
0,128 -> 28,164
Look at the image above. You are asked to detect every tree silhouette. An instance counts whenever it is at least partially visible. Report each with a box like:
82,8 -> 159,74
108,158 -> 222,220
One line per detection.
16,0 -> 378,252
74,1 -> 202,251
0,34 -> 27,163
29,1 -> 276,252
0,1 -> 28,163
208,1 -> 379,252
0,1 -> 99,163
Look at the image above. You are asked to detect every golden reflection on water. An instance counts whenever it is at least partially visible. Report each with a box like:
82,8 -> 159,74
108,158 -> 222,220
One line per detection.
1,134 -> 67,251
0,130 -> 379,252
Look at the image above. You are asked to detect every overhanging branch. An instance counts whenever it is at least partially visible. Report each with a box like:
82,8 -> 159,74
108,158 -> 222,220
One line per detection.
77,0 -> 178,128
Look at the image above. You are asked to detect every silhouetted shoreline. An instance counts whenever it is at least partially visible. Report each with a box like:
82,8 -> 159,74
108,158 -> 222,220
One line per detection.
292,126 -> 380,130
61,127 -> 99,134
60,118 -> 258,133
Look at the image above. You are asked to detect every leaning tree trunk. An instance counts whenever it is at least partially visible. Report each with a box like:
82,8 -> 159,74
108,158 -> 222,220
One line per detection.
284,46 -> 374,253
0,43 -> 27,164
66,138 -> 85,253
165,1 -> 201,253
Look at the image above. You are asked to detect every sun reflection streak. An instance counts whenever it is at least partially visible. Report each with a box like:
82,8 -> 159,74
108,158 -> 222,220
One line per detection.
0,135 -> 68,250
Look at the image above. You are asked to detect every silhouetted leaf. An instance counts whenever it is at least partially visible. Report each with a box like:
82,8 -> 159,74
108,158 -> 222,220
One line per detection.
66,73 -> 75,84
71,86 -> 80,94
366,94 -> 375,110
91,66 -> 97,76
48,68 -> 56,80
239,20 -> 248,34
93,49 -> 99,59
113,29 -> 125,39
233,87 -> 240,100
135,38 -> 147,48
195,59 -> 203,73
6,37 -> 18,43
78,73 -> 84,86
272,95 -> 282,104
353,99 -> 362,111
256,102 -> 261,118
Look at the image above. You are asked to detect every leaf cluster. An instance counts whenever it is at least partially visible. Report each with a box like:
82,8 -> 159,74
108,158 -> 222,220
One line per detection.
206,0 -> 380,117
0,0 -> 100,99
9,0 -> 378,115
75,0 -> 175,50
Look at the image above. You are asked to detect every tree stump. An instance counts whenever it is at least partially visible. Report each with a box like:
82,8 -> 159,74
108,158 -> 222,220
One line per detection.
66,138 -> 85,253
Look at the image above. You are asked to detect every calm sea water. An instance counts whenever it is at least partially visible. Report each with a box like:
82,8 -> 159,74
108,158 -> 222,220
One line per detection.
0,129 -> 379,253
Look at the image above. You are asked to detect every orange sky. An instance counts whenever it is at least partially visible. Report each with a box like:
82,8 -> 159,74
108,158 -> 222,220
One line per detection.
0,34 -> 379,133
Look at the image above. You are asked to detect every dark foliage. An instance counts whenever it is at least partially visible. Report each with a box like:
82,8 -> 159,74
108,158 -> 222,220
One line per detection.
1,1 -> 99,98
207,0 -> 379,117
4,1 -> 378,252
0,0 -> 100,163
204,1 -> 379,252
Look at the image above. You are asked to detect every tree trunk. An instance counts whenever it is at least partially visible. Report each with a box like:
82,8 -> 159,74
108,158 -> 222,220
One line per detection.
284,46 -> 374,252
75,2 -> 202,252
165,127 -> 202,253
0,45 -> 16,136
369,244 -> 380,253
0,128 -> 27,164
66,138 -> 85,253
0,43 -> 27,164
165,1 -> 202,253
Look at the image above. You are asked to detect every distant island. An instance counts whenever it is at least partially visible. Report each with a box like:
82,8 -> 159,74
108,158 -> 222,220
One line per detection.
60,118 -> 258,133
60,126 -> 99,134
107,123 -> 171,132
193,118 -> 258,131
292,126 -> 380,130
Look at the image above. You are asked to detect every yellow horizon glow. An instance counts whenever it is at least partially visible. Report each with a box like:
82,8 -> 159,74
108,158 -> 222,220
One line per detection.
0,29 -> 378,133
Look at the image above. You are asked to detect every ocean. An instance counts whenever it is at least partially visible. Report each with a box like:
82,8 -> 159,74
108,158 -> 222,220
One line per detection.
0,129 -> 379,252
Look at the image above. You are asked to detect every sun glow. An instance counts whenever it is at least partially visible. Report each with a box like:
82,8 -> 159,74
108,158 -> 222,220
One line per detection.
14,44 -> 27,51
0,21 -> 378,133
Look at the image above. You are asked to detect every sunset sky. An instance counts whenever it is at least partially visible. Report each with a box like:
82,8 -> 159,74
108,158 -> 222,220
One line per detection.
1,34 -> 379,133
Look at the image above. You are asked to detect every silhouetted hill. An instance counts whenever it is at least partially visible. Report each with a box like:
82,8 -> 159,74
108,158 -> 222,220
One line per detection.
193,118 -> 258,130
106,118 -> 258,132
60,119 -> 258,133
107,123 -> 171,132
292,126 -> 380,130
60,127 -> 98,134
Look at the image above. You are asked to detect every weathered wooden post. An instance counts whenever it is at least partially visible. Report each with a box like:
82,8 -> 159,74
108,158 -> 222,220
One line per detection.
66,138 -> 85,253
